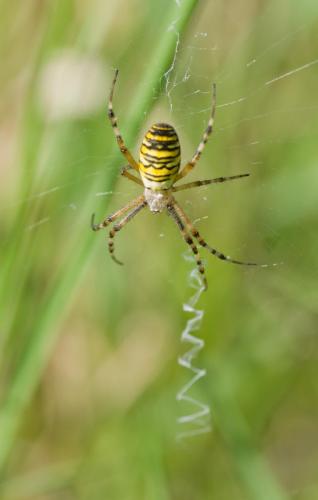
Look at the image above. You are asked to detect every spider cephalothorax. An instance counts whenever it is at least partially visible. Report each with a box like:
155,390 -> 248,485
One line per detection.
91,69 -> 270,289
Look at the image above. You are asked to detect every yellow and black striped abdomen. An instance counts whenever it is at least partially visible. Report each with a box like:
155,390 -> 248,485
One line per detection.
139,123 -> 181,190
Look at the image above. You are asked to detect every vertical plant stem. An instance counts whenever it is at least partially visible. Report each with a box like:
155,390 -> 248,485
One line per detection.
0,0 -> 199,474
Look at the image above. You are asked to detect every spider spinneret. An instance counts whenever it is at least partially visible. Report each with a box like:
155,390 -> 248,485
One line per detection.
91,69 -> 271,290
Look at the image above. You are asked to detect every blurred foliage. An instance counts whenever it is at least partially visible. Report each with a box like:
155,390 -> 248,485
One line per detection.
1,0 -> 318,499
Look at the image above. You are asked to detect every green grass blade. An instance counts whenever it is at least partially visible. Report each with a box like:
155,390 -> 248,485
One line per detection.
0,0 -> 199,474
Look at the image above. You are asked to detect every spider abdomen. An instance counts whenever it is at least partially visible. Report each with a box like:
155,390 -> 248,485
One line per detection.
139,123 -> 181,190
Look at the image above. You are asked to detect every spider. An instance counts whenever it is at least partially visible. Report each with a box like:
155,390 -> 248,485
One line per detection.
91,69 -> 270,290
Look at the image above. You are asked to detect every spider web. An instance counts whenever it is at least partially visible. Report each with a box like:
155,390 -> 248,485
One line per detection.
158,2 -> 318,439
5,0 -> 318,446
20,6 -> 317,244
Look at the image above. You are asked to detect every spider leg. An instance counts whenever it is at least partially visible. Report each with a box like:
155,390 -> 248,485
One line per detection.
172,198 -> 274,268
173,173 -> 249,192
176,83 -> 216,181
121,165 -> 143,186
108,69 -> 139,172
108,199 -> 147,265
167,201 -> 208,290
91,194 -> 145,231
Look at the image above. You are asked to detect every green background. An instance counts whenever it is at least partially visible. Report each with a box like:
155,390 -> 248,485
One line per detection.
1,0 -> 318,498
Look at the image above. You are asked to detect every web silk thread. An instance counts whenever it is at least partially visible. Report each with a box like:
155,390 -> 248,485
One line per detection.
176,264 -> 211,440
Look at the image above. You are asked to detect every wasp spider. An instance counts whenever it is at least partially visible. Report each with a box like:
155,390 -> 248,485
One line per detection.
91,69 -> 271,290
